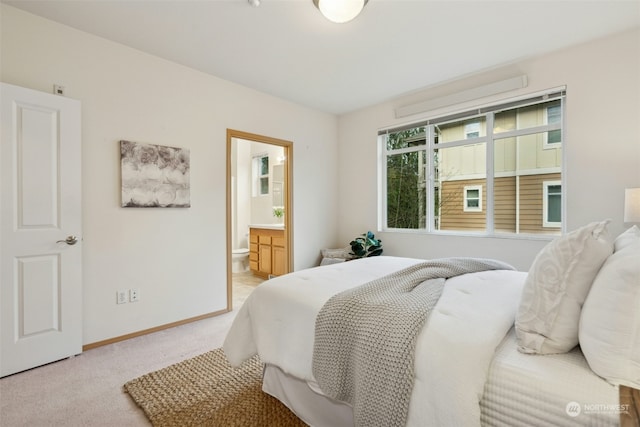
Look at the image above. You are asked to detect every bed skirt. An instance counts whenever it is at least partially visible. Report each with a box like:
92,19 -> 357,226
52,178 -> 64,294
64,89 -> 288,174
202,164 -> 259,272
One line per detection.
263,364 -> 352,427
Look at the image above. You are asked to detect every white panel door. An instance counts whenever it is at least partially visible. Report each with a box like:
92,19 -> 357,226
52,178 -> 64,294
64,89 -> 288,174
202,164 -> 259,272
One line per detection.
1,82 -> 82,377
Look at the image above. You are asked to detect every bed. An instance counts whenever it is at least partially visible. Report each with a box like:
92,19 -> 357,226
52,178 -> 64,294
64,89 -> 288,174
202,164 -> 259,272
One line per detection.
223,222 -> 639,427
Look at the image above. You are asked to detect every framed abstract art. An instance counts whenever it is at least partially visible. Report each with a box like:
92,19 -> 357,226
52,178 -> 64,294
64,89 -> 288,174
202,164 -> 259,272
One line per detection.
120,140 -> 190,208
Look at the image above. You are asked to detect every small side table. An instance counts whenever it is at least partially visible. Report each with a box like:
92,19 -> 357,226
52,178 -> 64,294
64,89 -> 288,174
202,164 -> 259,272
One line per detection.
620,385 -> 640,427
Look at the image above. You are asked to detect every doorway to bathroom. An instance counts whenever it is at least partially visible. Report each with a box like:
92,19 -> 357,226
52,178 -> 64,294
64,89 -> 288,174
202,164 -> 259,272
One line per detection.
226,129 -> 292,310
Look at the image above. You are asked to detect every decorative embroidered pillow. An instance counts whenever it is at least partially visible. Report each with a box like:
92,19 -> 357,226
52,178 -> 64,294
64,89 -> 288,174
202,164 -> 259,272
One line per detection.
579,226 -> 640,388
515,220 -> 613,354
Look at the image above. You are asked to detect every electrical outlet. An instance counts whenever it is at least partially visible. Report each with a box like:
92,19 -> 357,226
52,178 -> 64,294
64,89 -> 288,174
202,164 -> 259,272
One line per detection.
116,290 -> 127,304
129,288 -> 140,302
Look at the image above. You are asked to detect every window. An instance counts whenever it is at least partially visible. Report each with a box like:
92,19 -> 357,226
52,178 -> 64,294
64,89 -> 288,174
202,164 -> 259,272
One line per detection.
384,128 -> 427,229
464,185 -> 482,212
543,181 -> 562,227
464,122 -> 480,139
379,91 -> 564,236
253,154 -> 269,196
543,102 -> 562,148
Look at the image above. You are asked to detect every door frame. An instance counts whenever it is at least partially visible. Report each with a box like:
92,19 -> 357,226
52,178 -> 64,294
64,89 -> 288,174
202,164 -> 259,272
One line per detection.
226,129 -> 293,310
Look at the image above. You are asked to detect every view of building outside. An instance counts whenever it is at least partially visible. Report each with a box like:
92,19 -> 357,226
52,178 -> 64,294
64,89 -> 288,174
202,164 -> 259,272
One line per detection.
383,97 -> 563,236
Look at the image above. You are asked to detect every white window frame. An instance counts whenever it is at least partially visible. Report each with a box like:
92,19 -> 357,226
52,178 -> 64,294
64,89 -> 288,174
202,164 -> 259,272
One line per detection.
463,185 -> 482,212
543,103 -> 562,149
543,180 -> 562,227
378,88 -> 566,238
252,154 -> 269,197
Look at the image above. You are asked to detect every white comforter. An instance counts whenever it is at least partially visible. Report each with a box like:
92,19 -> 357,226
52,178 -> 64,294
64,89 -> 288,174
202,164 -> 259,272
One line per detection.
223,256 -> 526,427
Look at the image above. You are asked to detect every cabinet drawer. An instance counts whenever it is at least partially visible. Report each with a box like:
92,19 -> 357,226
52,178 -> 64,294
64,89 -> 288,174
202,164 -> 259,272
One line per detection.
250,243 -> 258,253
272,237 -> 285,247
250,234 -> 258,244
249,252 -> 259,261
249,261 -> 258,271
259,235 -> 272,245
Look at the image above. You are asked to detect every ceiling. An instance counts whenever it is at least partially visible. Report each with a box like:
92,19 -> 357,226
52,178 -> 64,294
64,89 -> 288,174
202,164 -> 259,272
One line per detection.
3,0 -> 639,114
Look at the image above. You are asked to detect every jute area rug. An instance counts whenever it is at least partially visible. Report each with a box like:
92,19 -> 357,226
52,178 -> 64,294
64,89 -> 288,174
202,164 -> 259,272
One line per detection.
124,348 -> 307,427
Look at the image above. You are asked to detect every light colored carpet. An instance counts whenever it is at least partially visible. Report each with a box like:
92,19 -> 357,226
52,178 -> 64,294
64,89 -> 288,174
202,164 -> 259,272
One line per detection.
125,348 -> 306,427
0,277 -> 261,426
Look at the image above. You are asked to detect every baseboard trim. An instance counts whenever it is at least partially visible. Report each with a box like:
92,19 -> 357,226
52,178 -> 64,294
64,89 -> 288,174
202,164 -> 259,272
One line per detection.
82,308 -> 230,351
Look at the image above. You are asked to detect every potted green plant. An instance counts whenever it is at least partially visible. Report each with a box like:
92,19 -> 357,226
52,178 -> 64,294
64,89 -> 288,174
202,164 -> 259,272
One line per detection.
273,206 -> 284,220
349,231 -> 383,258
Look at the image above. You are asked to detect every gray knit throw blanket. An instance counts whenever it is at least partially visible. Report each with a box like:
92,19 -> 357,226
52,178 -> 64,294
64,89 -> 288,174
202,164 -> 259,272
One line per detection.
312,257 -> 515,427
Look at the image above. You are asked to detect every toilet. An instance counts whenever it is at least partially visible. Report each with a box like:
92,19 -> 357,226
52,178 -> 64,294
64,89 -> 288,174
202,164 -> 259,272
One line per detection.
232,248 -> 250,273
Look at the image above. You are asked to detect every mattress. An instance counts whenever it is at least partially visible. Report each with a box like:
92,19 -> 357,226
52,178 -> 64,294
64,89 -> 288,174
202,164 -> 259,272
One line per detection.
481,328 -> 619,426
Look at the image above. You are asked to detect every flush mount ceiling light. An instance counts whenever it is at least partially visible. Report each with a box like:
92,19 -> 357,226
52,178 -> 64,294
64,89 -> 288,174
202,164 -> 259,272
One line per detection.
313,0 -> 368,23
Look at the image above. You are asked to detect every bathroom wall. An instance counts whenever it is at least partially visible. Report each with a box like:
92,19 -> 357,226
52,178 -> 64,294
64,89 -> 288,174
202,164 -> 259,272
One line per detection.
231,139 -> 285,250
250,142 -> 285,225
231,139 -> 251,250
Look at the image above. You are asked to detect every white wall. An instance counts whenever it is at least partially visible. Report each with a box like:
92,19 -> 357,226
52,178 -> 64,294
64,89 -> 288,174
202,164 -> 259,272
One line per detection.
0,5 -> 340,344
337,28 -> 640,271
3,4 -> 637,344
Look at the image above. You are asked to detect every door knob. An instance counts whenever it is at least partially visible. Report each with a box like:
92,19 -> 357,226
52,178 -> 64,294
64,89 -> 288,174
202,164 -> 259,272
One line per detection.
56,235 -> 79,245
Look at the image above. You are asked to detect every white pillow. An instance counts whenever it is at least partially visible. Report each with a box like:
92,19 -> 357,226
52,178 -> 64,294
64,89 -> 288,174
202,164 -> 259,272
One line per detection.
579,226 -> 640,388
614,224 -> 640,251
320,247 -> 353,260
516,220 -> 613,354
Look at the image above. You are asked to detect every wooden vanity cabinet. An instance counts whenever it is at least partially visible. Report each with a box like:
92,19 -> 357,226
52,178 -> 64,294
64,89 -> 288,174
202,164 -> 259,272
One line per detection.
249,227 -> 286,279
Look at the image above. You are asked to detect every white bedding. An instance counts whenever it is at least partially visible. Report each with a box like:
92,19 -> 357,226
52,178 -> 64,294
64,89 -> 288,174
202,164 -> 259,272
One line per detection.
263,329 -> 620,427
481,328 -> 619,426
223,256 -> 526,426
